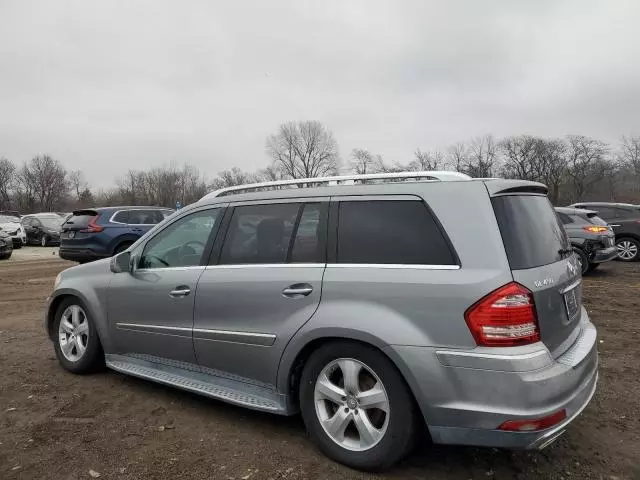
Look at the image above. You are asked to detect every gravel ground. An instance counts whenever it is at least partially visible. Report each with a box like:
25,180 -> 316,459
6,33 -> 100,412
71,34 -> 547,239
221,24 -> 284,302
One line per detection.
0,249 -> 639,479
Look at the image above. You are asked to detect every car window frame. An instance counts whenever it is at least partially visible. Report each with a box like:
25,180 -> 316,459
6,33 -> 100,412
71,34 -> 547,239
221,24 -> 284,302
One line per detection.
326,194 -> 460,268
207,197 -> 330,267
110,208 -> 167,226
133,204 -> 227,271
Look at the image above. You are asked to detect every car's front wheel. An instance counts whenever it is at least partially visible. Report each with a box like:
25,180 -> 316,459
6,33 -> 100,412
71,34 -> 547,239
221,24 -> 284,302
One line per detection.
616,237 -> 640,262
41,235 -> 48,247
573,248 -> 590,275
299,341 -> 418,471
53,299 -> 104,374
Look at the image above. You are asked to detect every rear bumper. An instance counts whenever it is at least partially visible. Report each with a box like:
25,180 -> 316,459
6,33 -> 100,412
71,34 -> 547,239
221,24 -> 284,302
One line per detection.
59,248 -> 110,263
388,308 -> 598,450
591,246 -> 617,263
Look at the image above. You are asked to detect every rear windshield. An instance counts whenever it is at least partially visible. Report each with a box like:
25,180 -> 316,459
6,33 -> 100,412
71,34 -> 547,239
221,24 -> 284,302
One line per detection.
492,195 -> 570,270
65,212 -> 97,229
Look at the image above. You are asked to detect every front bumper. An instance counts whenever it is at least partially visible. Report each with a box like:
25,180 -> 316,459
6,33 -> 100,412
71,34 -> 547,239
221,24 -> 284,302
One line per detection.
389,308 -> 598,450
591,246 -> 617,263
11,235 -> 26,247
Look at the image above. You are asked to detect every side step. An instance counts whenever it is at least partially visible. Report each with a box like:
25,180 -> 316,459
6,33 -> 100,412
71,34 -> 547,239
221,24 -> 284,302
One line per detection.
105,354 -> 293,415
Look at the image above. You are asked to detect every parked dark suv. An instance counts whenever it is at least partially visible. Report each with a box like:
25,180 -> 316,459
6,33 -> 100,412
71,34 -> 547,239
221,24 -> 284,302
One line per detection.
59,207 -> 174,263
570,202 -> 640,262
555,207 -> 616,273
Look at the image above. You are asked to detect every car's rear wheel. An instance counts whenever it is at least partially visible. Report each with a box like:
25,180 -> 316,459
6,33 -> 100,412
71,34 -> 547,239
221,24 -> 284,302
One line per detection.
616,237 -> 640,262
41,235 -> 48,247
299,341 -> 418,471
573,248 -> 589,275
53,299 -> 104,374
114,241 -> 133,255
0,252 -> 11,260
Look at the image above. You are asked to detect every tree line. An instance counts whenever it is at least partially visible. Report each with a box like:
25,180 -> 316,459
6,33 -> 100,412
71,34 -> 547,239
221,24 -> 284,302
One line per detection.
1,120 -> 639,213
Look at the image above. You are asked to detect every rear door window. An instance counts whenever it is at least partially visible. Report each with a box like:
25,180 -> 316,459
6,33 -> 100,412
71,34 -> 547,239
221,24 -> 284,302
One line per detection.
492,195 -> 570,270
128,210 -> 163,225
336,200 -> 456,265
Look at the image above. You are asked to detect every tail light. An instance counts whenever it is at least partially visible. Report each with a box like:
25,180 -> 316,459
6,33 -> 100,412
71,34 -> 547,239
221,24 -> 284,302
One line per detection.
498,409 -> 566,431
465,282 -> 540,347
583,226 -> 609,233
80,216 -> 104,233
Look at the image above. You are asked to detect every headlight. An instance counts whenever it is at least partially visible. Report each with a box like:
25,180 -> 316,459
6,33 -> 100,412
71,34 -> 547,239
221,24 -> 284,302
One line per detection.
54,273 -> 62,289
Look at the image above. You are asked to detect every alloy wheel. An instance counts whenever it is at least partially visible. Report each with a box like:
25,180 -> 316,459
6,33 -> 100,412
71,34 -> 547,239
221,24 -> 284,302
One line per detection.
58,305 -> 89,362
617,240 -> 638,261
314,358 -> 390,452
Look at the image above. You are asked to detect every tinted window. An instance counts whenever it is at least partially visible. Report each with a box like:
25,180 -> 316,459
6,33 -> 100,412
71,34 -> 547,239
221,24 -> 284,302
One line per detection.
140,209 -> 220,269
557,212 -> 573,224
569,213 -> 608,226
336,200 -> 456,265
220,203 -> 300,264
128,209 -> 164,225
492,195 -> 570,270
617,207 -> 640,219
64,212 -> 96,229
112,211 -> 129,223
290,203 -> 327,263
591,207 -> 617,219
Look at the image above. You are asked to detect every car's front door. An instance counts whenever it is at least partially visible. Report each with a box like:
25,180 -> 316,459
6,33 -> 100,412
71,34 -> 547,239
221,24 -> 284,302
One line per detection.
107,206 -> 225,365
193,200 -> 328,387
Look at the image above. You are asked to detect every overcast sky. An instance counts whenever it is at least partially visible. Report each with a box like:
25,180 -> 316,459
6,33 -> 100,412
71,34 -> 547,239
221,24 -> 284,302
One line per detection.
1,0 -> 639,187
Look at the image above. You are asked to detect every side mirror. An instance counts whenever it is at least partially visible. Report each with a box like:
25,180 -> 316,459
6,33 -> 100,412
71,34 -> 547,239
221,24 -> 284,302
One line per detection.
110,251 -> 137,274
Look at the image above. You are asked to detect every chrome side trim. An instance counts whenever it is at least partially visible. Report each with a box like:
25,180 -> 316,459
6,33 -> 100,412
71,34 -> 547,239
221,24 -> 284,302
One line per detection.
135,266 -> 206,273
116,323 -> 192,337
205,263 -> 325,270
326,263 -> 460,270
436,348 -> 552,372
560,278 -> 582,294
193,328 -> 276,347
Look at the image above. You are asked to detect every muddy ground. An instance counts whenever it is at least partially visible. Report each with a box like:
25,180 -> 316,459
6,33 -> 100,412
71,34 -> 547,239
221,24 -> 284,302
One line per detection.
0,249 -> 638,479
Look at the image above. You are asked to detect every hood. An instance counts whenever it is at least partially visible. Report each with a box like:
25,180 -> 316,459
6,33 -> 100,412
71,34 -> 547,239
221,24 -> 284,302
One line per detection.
0,222 -> 20,233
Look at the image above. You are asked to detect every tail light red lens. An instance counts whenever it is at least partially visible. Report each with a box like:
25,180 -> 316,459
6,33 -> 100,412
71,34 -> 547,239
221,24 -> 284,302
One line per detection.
80,216 -> 104,233
498,409 -> 567,431
464,282 -> 540,347
583,226 -> 609,233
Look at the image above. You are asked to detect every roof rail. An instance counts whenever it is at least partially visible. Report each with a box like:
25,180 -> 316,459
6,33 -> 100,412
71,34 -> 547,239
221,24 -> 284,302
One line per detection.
201,171 -> 471,200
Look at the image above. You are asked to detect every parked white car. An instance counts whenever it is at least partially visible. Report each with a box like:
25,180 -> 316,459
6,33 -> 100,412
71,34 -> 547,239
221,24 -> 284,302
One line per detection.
0,214 -> 27,248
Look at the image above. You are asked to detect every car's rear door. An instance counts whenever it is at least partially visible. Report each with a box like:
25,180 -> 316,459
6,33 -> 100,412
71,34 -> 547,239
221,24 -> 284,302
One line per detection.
193,199 -> 328,387
492,193 -> 583,358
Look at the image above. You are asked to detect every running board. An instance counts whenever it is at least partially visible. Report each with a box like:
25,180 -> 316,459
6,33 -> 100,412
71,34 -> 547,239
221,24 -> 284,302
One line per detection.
105,354 -> 294,415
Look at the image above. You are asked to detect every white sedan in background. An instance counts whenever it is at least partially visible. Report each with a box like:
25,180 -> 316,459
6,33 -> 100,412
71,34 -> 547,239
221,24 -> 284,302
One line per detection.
0,214 -> 27,248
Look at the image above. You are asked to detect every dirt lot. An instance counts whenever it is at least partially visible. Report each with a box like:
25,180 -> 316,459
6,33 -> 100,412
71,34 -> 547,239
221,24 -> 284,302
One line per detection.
1,249 -> 639,480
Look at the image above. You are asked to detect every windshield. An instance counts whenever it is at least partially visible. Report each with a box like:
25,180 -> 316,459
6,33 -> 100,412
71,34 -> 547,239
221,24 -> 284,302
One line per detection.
0,215 -> 20,223
39,216 -> 63,229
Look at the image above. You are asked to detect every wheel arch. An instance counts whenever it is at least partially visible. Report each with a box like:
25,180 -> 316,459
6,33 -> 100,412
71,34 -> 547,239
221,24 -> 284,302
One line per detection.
277,329 -> 427,422
109,234 -> 140,255
46,290 -> 110,351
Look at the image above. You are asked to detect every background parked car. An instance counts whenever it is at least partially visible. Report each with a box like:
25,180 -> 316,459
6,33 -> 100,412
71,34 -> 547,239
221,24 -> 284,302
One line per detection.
0,214 -> 27,248
555,207 -> 616,274
0,230 -> 13,259
20,213 -> 63,246
59,206 -> 174,263
570,202 -> 640,262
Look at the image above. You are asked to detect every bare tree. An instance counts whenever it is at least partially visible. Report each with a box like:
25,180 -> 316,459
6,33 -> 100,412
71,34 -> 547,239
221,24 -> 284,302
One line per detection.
446,142 -> 469,173
536,139 -> 568,204
210,167 -> 258,190
350,149 -> 376,174
0,157 -> 16,210
69,170 -> 89,201
620,135 -> 640,192
409,149 -> 445,171
499,135 -> 540,180
464,135 -> 498,177
266,121 -> 340,179
16,155 -> 68,212
565,135 -> 608,202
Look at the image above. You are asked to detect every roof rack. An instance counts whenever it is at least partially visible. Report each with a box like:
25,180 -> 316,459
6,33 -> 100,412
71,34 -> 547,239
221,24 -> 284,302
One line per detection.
201,171 -> 471,200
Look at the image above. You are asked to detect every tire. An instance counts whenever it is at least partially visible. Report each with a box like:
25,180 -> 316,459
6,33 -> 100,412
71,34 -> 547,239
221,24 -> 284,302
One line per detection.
587,263 -> 600,273
0,252 -> 11,260
13,243 -> 22,249
616,237 -> 640,262
52,298 -> 104,374
41,235 -> 48,247
113,241 -> 133,255
573,248 -> 589,275
299,341 -> 418,471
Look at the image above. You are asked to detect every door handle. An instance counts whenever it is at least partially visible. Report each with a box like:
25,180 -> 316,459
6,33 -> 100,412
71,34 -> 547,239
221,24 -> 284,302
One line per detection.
169,286 -> 191,298
282,283 -> 313,298
610,224 -> 621,227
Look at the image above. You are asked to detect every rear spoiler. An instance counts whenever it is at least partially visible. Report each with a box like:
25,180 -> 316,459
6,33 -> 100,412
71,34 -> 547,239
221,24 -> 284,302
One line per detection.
482,179 -> 548,196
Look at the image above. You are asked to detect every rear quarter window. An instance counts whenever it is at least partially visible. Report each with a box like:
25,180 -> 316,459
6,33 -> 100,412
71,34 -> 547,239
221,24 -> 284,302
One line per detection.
336,200 -> 456,265
492,195 -> 570,270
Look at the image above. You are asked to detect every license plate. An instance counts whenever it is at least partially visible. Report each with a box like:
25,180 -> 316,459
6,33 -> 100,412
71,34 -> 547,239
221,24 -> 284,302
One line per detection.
563,286 -> 580,322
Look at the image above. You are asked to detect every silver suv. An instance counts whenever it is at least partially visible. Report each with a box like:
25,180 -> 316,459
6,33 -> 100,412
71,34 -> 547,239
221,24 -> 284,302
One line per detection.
46,172 -> 598,470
